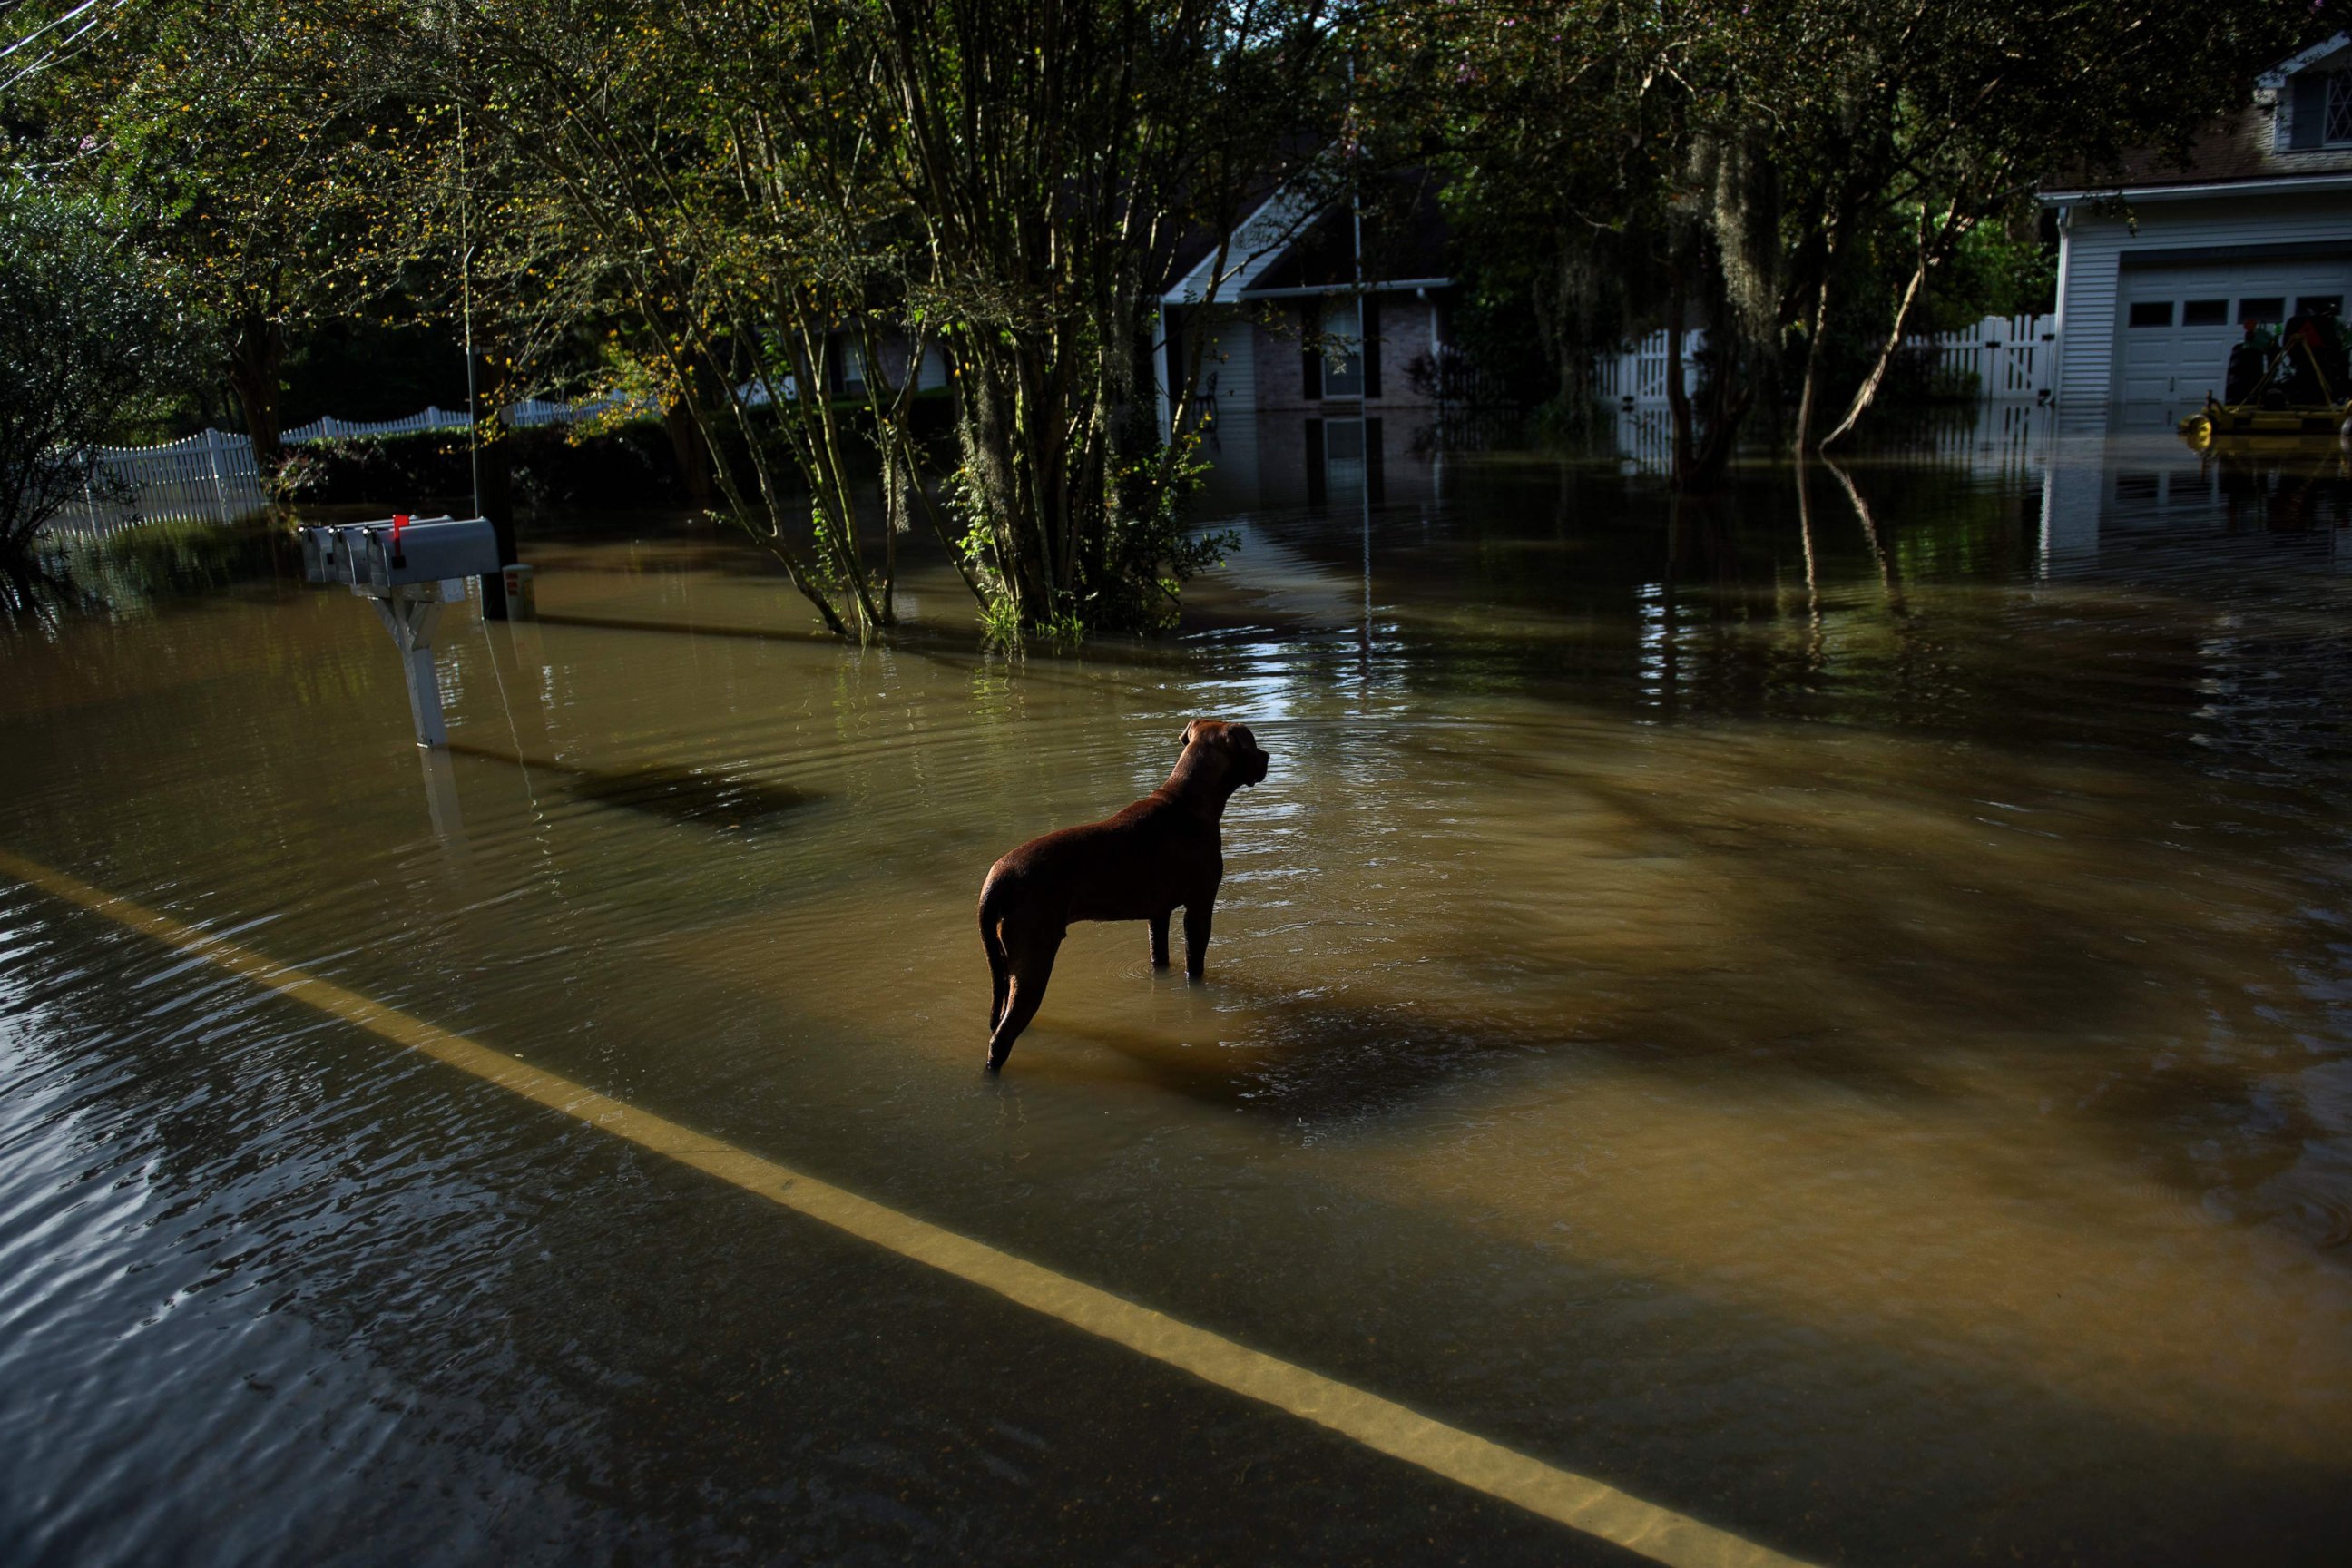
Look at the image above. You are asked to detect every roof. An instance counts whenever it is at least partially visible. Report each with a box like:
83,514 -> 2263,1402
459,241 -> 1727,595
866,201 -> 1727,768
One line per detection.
1161,166 -> 1455,305
2040,33 -> 2352,201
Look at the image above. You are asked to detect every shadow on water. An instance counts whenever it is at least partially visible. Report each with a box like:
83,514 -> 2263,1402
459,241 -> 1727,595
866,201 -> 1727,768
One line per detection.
445,739 -> 824,830
1049,984 -> 1544,1130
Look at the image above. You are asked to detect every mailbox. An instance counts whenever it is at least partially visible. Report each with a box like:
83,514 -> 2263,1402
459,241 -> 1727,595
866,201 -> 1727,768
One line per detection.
299,517 -> 499,591
358,517 -> 499,590
296,514 -> 506,748
299,524 -> 338,583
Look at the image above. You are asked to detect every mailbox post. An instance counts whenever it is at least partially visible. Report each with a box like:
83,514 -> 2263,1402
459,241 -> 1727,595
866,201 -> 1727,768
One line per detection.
299,515 -> 503,748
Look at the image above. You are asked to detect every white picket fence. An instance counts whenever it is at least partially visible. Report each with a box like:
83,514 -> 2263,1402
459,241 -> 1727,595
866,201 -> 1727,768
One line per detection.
1607,399 -> 2054,479
1599,314 -> 2058,407
1596,330 -> 1706,405
46,396 -> 653,538
1907,314 -> 2057,401
45,429 -> 271,539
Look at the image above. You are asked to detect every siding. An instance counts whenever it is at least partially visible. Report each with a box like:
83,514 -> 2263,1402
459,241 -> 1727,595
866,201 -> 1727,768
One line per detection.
1198,316 -> 1258,423
1158,306 -> 1261,433
2055,189 -> 2352,405
1253,290 -> 1447,412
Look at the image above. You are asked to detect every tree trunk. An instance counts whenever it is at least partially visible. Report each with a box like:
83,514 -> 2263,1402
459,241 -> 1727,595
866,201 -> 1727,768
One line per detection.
1790,210 -> 1850,454
663,397 -> 713,506
226,308 -> 284,475
1819,207 -> 1968,451
1793,273 -> 1833,454
473,346 -> 516,620
1663,274 -> 1695,485
1817,260 -> 1926,451
1685,287 -> 1753,493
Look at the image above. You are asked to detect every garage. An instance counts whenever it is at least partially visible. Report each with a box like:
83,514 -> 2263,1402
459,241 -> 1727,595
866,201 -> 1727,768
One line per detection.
2114,257 -> 2352,403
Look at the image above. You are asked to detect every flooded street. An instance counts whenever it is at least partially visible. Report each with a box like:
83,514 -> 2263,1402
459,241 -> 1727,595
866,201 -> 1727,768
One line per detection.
4,411 -> 2350,1564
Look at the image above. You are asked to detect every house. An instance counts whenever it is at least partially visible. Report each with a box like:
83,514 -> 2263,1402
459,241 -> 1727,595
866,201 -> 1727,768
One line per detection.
2039,34 -> 2352,408
1156,172 -> 1459,437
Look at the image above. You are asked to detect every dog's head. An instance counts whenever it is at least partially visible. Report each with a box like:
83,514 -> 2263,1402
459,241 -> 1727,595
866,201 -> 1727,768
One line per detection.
1180,719 -> 1270,788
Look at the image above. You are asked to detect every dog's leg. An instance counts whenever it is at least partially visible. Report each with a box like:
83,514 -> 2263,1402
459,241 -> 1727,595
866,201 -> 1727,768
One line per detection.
1183,902 -> 1213,981
1148,912 -> 1171,970
987,933 -> 1062,1071
979,886 -> 1013,1032
987,924 -> 1010,1032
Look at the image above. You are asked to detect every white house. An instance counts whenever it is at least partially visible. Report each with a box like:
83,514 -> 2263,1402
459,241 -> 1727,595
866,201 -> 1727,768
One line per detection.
2040,34 -> 2352,408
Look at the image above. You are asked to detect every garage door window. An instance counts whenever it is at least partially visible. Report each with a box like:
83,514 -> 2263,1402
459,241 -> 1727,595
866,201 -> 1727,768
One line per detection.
2182,299 -> 2228,327
2128,301 -> 2173,328
2240,297 -> 2285,324
2298,294 -> 2343,318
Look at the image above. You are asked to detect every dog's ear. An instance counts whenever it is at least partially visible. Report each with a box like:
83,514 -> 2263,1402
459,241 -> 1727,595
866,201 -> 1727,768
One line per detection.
1179,720 -> 1196,749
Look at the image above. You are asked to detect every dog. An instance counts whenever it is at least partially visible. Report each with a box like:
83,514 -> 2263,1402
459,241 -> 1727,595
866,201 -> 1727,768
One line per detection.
976,719 -> 1270,1070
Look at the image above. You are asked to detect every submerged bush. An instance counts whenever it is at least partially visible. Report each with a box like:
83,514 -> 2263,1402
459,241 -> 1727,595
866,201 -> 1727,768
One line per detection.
0,181 -> 191,572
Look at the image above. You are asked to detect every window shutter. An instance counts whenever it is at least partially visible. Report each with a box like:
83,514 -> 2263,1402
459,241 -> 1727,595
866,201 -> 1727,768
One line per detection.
1363,295 -> 1382,399
1305,418 -> 1326,504
2292,73 -> 2328,150
1301,301 -> 1322,400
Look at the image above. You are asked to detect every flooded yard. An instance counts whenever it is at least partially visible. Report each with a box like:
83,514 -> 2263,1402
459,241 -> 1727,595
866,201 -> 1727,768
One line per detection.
4,412 -> 2349,1564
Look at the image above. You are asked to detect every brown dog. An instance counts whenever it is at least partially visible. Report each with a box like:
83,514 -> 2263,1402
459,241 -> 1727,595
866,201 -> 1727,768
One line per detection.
976,719 -> 1270,1070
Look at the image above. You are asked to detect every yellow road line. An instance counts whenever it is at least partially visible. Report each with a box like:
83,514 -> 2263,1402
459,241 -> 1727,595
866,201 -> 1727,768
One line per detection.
0,847 -> 1810,1568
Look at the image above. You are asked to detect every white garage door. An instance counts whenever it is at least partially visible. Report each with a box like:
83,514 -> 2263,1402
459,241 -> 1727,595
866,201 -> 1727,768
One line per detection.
2114,258 -> 2352,402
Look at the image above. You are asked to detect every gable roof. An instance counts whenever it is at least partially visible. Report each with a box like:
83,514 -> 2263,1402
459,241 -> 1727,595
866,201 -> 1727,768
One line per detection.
2041,33 -> 2352,201
1161,167 -> 1455,305
2258,33 -> 2350,91
1161,182 -> 1327,305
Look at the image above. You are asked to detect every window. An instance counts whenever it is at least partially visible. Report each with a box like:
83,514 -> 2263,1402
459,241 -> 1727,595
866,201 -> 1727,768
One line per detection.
2239,297 -> 2286,325
2298,294 -> 2344,318
2181,299 -> 2229,327
2286,69 -> 2352,151
2127,300 -> 2173,328
1321,297 -> 1365,397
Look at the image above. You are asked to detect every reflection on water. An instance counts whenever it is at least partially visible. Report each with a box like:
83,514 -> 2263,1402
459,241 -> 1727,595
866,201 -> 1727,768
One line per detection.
3,408 -> 2350,1563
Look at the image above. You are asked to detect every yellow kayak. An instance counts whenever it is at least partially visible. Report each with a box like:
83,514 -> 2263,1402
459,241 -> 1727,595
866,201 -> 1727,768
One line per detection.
2179,397 -> 2351,448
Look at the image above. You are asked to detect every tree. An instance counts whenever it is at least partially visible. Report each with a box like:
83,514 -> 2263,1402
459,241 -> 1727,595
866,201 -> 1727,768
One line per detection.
1389,0 -> 2317,474
16,1 -> 395,474
0,180 -> 188,571
848,0 -> 1339,635
292,0 -> 1339,642
1377,0 -> 1780,490
1798,0 -> 2309,450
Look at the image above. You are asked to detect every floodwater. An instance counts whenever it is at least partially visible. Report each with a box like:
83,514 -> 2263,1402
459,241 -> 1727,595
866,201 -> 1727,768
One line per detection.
3,407 -> 2349,1564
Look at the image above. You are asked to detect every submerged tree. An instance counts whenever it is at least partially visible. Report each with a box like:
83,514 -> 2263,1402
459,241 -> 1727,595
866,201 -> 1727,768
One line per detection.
1788,0 -> 2308,451
0,181 -> 188,572
848,0 -> 1339,635
1396,0 -> 2314,475
276,0 -> 1340,642
1384,0 -> 1779,490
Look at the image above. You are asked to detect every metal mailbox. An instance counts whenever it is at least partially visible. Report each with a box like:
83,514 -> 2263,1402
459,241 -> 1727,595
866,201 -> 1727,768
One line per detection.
296,514 -> 505,749
299,516 -> 498,592
299,523 -> 339,583
358,517 -> 499,590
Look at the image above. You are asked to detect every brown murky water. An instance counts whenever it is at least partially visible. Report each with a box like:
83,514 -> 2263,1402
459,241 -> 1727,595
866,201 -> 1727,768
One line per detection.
3,410 -> 2349,1564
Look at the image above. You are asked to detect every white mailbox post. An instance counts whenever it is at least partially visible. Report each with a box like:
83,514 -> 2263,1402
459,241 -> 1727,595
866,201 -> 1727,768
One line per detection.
300,516 -> 503,748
